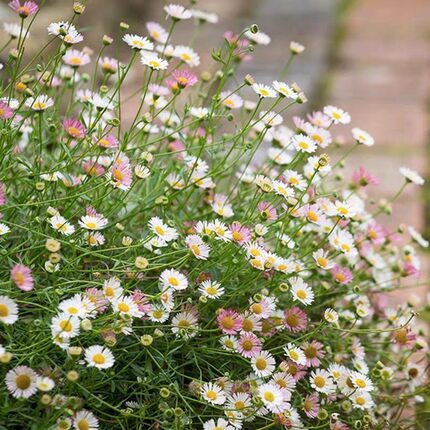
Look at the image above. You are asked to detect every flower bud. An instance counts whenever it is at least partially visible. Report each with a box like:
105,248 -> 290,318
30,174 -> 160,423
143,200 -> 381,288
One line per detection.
102,35 -> 114,46
73,2 -> 85,14
135,256 -> 148,270
140,334 -> 153,346
66,370 -> 79,381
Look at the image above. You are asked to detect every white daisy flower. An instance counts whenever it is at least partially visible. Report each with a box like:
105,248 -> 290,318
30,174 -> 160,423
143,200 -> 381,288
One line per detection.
324,308 -> 339,323
49,215 -> 75,236
201,382 -> 226,405
198,280 -> 224,299
291,133 -> 317,153
149,216 -> 178,242
203,418 -> 234,430
399,167 -> 424,185
350,391 -> 375,410
112,295 -> 143,318
36,376 -> 55,392
25,95 -> 54,111
185,234 -> 210,260
73,410 -> 99,430
290,278 -> 314,305
84,345 -> 115,370
0,223 -> 10,235
310,369 -> 336,394
251,350 -> 276,377
191,9 -> 219,24
164,4 -> 193,20
407,225 -> 429,248
352,127 -> 374,146
173,45 -> 200,67
50,313 -> 80,338
284,343 -> 306,365
189,107 -> 208,119
141,52 -> 169,70
252,83 -> 277,98
245,29 -> 271,45
79,214 -> 108,230
258,383 -> 289,413
5,366 -> 38,398
323,105 -> 351,124
272,81 -> 297,99
160,269 -> 189,291
349,371 -> 374,392
171,310 -> 198,339
123,34 -> 154,50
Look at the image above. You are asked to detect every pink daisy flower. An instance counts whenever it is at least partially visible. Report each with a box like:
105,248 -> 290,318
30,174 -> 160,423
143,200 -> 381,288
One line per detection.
217,309 -> 242,335
132,289 -> 151,314
281,360 -> 307,381
257,201 -> 278,221
8,0 -> 38,18
249,297 -> 275,320
402,261 -> 419,277
392,327 -> 417,350
166,68 -> 198,90
367,220 -> 387,246
83,160 -> 105,177
283,307 -> 308,333
229,222 -> 252,245
307,111 -> 331,128
110,160 -> 132,191
63,118 -> 86,139
11,263 -> 34,291
302,340 -> 325,367
352,166 -> 379,187
224,31 -> 252,61
94,134 -> 119,149
237,332 -> 262,358
0,182 -> 6,205
331,265 -> 353,285
85,287 -> 109,313
0,101 -> 13,120
303,393 -> 320,418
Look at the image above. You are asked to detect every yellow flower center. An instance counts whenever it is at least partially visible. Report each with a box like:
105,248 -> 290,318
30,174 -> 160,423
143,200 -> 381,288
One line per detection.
255,358 -> 267,370
0,304 -> 9,317
221,316 -> 234,330
190,244 -> 201,255
296,289 -> 307,300
314,376 -> 325,388
251,303 -> 263,314
118,303 -> 130,312
307,211 -> 318,222
264,391 -> 275,402
77,420 -> 90,430
298,141 -> 309,150
59,320 -> 73,332
67,126 -> 81,137
92,353 -> 106,364
155,225 -> 165,236
206,390 -> 217,400
317,257 -> 328,267
355,378 -> 366,389
16,374 -> 31,390
168,277 -> 179,287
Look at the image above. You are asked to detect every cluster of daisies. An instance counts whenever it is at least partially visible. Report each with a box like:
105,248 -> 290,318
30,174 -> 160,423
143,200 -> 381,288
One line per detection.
0,1 -> 428,430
